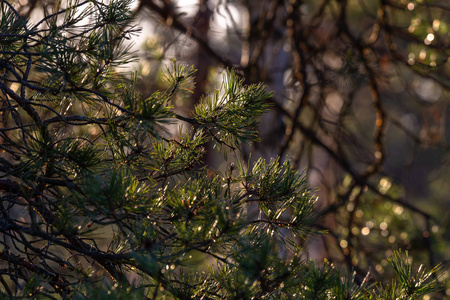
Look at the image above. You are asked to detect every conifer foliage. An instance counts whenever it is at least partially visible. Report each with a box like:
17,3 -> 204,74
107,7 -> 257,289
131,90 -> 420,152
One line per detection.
0,0 -> 444,298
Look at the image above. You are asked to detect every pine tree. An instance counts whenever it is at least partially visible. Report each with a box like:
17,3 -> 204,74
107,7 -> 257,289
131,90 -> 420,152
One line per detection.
0,0 -> 444,298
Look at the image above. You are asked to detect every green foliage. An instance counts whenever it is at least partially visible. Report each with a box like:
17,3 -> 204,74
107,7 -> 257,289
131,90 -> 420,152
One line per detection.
376,250 -> 443,299
0,0 -> 445,299
194,70 -> 272,150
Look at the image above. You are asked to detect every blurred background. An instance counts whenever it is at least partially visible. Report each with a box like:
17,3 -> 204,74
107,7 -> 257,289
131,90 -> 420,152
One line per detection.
11,0 -> 450,294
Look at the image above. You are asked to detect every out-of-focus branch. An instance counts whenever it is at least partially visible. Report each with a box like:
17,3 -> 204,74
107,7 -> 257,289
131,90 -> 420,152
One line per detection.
138,0 -> 236,69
